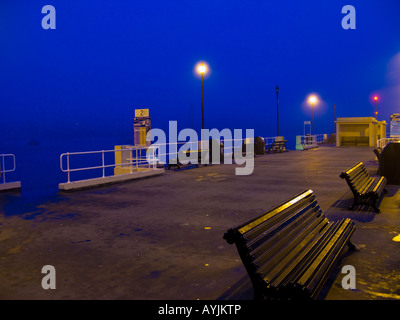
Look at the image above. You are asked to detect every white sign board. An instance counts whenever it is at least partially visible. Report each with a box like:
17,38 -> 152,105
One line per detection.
390,114 -> 400,137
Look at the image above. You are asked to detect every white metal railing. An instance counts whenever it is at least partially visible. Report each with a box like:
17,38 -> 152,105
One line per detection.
149,138 -> 252,164
295,134 -> 328,150
261,136 -> 277,146
377,137 -> 400,149
60,136 -> 275,184
60,146 -> 156,184
299,135 -> 317,146
315,134 -> 328,144
150,136 -> 293,162
299,134 -> 327,145
0,154 -> 17,184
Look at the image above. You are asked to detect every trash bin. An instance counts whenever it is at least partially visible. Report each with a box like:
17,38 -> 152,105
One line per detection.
254,136 -> 265,155
380,142 -> 400,184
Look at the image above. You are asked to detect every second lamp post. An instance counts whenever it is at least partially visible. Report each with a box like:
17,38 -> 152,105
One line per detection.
197,62 -> 207,131
275,85 -> 279,137
309,95 -> 317,135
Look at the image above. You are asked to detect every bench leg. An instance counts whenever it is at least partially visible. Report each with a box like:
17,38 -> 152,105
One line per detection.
372,192 -> 385,213
367,189 -> 385,213
349,199 -> 357,211
372,198 -> 380,213
347,241 -> 356,252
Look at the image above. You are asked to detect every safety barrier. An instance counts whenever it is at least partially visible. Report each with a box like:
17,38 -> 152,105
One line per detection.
149,138 -> 254,164
0,153 -> 21,191
59,147 -> 162,191
377,137 -> 400,149
295,134 -> 328,150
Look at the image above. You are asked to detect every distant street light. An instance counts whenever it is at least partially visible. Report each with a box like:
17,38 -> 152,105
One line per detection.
275,85 -> 279,137
309,95 -> 317,135
197,62 -> 207,132
374,96 -> 378,119
334,104 -> 336,133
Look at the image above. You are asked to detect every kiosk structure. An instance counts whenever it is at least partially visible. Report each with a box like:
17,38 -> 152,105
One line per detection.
335,117 -> 386,147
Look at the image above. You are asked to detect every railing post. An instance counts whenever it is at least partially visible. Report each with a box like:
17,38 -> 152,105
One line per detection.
102,150 -> 105,178
129,147 -> 133,174
66,152 -> 70,183
12,154 -> 16,172
2,155 -> 5,184
136,148 -> 138,171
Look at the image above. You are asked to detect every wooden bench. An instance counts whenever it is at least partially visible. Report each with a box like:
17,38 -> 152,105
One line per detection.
341,136 -> 369,146
266,140 -> 288,153
167,149 -> 204,170
339,162 -> 387,213
223,189 -> 355,300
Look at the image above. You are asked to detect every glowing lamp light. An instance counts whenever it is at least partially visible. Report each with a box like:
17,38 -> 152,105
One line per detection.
307,94 -> 318,135
197,62 -> 207,74
374,96 -> 378,101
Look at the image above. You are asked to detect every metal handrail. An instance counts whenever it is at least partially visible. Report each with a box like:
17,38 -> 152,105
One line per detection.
59,137 -> 261,184
149,138 -> 252,158
60,147 -> 155,184
261,137 -> 277,146
0,153 -> 17,184
297,134 -> 327,145
377,137 -> 400,149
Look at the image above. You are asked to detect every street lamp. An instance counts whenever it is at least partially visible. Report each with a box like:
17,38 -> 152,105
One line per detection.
309,95 -> 317,135
197,62 -> 207,132
275,85 -> 279,137
374,96 -> 378,119
333,104 -> 336,133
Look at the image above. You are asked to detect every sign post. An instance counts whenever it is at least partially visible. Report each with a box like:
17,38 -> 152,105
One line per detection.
134,109 -> 151,147
304,121 -> 311,136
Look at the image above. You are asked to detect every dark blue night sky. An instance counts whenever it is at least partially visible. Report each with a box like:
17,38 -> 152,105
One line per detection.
1,1 -> 400,195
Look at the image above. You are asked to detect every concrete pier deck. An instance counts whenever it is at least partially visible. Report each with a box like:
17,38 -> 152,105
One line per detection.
1,145 -> 399,300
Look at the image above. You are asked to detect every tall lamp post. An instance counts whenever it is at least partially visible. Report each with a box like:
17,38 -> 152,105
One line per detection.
374,96 -> 378,119
334,104 -> 336,133
275,85 -> 279,137
197,62 -> 207,132
309,95 -> 317,135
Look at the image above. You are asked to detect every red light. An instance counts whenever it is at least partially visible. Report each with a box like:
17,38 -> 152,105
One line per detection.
374,96 -> 378,101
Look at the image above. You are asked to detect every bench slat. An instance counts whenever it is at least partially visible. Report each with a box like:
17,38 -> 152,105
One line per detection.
233,190 -> 314,239
283,219 -> 341,288
250,207 -> 322,264
245,200 -> 320,252
255,213 -> 327,279
262,217 -> 330,287
298,219 -> 354,295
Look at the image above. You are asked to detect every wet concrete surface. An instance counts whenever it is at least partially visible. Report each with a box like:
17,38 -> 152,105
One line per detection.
0,145 -> 399,300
